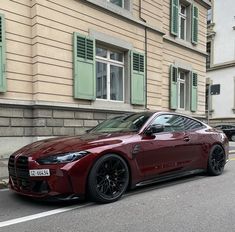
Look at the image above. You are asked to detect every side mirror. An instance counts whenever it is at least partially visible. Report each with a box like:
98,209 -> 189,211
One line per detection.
85,128 -> 92,133
145,124 -> 164,135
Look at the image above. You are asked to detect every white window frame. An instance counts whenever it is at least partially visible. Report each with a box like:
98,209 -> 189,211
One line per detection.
178,70 -> 187,110
179,4 -> 187,40
96,47 -> 125,102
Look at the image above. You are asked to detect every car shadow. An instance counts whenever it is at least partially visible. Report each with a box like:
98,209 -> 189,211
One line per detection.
8,192 -> 83,208
8,170 -> 229,207
125,173 -> 207,198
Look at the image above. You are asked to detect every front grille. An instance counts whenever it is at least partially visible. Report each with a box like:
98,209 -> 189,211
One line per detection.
8,155 -> 31,191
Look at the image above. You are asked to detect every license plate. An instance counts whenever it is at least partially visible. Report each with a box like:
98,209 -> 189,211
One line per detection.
29,169 -> 50,177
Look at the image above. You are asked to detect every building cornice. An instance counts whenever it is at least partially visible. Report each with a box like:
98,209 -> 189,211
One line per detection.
207,60 -> 235,71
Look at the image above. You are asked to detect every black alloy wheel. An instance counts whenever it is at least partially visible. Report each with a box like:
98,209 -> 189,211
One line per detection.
207,145 -> 226,176
88,154 -> 129,203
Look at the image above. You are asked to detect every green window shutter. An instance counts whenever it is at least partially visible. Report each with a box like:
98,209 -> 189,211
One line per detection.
73,32 -> 95,100
170,65 -> 178,110
191,5 -> 199,44
170,0 -> 179,36
191,72 -> 198,112
131,51 -> 145,105
0,14 -> 6,92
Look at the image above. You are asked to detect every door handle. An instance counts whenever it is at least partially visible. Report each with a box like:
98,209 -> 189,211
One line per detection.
183,136 -> 190,142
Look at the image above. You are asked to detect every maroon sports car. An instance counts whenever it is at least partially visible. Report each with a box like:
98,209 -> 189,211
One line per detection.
8,112 -> 229,203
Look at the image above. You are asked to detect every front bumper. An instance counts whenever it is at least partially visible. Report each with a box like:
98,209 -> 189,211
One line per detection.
8,154 -> 94,199
9,169 -> 76,198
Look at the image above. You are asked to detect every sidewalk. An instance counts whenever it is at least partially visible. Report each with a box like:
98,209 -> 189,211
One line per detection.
0,158 -> 9,188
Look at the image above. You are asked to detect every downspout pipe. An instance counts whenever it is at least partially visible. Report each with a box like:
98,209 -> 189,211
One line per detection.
139,0 -> 148,110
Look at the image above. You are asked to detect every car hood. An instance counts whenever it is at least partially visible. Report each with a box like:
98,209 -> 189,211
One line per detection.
13,132 -> 135,159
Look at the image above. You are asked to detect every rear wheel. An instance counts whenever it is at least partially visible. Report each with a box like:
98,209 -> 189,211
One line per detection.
207,145 -> 225,176
88,154 -> 129,203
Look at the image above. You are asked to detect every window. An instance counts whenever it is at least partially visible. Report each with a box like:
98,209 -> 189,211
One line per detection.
178,71 -> 186,109
0,13 -> 6,93
181,116 -> 202,130
207,9 -> 212,24
96,46 -> 124,101
90,112 -> 151,133
170,65 -> 198,112
151,114 -> 185,132
108,0 -> 124,7
179,4 -> 187,40
86,0 -> 132,12
73,33 -> 146,106
151,114 -> 202,133
205,83 -> 209,111
170,0 -> 198,44
178,70 -> 190,110
206,42 -> 211,68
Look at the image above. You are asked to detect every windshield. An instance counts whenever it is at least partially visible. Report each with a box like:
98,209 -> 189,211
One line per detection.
89,112 -> 152,133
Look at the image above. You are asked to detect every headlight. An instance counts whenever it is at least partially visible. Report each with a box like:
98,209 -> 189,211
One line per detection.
37,151 -> 89,165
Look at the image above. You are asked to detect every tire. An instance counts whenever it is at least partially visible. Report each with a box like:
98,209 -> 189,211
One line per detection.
87,154 -> 129,203
207,145 -> 225,176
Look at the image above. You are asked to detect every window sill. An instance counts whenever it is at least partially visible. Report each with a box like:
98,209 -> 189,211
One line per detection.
85,0 -> 164,35
92,99 -> 142,112
175,38 -> 192,47
175,109 -> 192,115
86,0 -> 133,18
164,35 -> 207,56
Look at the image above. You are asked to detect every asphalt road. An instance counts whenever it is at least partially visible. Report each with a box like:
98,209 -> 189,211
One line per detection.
0,155 -> 235,232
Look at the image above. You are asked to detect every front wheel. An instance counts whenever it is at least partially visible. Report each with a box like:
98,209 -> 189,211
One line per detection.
207,145 -> 225,176
87,154 -> 129,203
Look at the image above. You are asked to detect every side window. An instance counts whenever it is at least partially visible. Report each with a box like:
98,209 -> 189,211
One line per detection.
151,114 -> 184,132
181,116 -> 202,131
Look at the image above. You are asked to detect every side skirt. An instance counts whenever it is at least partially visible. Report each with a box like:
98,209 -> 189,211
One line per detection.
135,169 -> 205,187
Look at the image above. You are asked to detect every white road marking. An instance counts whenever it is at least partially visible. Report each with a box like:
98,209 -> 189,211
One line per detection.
0,188 -> 9,192
0,202 -> 93,228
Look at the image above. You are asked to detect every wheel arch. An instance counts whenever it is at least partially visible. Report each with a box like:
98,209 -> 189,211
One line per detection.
207,143 -> 226,176
85,151 -> 133,197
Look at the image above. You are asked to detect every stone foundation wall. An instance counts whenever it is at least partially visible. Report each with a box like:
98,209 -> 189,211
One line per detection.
0,106 -> 122,137
0,105 -> 123,157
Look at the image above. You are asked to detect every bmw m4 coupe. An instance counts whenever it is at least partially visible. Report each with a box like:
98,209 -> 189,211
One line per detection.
8,112 -> 229,203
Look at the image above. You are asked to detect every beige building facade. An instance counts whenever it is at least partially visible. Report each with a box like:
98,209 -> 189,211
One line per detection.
0,0 -> 210,157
